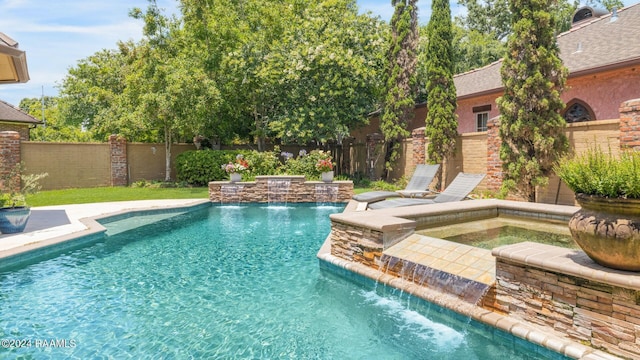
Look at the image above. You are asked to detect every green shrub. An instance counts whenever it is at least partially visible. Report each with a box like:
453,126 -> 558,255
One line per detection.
245,150 -> 282,176
370,180 -> 401,192
176,150 -> 246,186
282,150 -> 331,180
554,147 -> 640,198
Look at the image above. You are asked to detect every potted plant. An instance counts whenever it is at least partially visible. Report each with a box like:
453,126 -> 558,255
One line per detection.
0,164 -> 48,234
221,154 -> 249,182
554,147 -> 640,271
315,152 -> 334,182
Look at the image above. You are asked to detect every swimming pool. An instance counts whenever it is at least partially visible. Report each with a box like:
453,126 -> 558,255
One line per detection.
0,204 -> 566,359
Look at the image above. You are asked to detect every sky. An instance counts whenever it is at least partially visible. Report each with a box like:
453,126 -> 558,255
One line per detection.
0,0 -> 632,107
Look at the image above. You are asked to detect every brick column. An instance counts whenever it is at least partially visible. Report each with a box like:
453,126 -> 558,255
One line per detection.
411,127 -> 426,167
0,131 -> 21,192
109,134 -> 128,186
619,98 -> 640,150
485,116 -> 502,192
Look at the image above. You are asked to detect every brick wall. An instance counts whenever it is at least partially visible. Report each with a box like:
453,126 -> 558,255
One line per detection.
619,98 -> 640,150
0,131 -> 21,191
109,135 -> 127,186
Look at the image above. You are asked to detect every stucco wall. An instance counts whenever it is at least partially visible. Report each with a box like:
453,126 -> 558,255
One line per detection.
455,65 -> 639,135
564,67 -> 640,120
21,142 -> 111,189
127,143 -> 195,183
456,93 -> 501,134
18,141 -> 197,190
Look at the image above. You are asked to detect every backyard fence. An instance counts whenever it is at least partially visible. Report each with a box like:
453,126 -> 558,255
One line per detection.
0,98 -> 638,204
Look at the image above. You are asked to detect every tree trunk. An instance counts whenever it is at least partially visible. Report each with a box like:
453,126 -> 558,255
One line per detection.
253,104 -> 265,151
164,125 -> 172,182
440,156 -> 448,192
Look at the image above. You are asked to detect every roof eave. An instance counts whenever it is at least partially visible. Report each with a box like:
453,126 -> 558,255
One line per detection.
456,87 -> 504,101
568,58 -> 640,79
0,42 -> 30,84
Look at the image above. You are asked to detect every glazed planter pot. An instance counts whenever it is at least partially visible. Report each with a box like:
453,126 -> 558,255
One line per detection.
568,193 -> 640,271
0,206 -> 31,234
321,171 -> 334,183
229,173 -> 242,182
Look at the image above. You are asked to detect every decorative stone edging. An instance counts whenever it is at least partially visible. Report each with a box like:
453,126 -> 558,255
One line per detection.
209,175 -> 353,203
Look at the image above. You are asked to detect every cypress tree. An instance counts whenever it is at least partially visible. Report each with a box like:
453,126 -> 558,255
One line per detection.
424,0 -> 458,189
496,0 -> 568,202
380,0 -> 419,177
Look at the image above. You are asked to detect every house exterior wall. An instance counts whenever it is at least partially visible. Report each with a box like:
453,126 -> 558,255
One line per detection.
564,66 -> 640,120
456,65 -> 640,134
0,123 -> 29,141
456,93 -> 501,134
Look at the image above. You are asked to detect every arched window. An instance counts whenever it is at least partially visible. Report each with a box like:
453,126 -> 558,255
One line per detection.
563,100 -> 594,123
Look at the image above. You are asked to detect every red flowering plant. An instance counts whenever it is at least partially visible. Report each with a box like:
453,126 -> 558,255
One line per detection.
221,154 -> 250,174
314,151 -> 334,173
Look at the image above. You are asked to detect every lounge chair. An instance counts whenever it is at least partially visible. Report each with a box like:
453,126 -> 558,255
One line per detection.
367,172 -> 485,210
352,164 -> 440,203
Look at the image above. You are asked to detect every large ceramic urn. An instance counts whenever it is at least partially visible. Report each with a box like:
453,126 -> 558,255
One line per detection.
569,193 -> 640,271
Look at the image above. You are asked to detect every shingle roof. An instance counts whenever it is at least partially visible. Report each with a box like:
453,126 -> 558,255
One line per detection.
454,3 -> 640,99
0,99 -> 40,124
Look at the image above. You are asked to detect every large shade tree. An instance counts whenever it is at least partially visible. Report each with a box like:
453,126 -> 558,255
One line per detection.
57,49 -> 128,141
424,0 -> 458,190
123,1 -> 220,181
496,0 -> 568,202
181,0 -> 385,148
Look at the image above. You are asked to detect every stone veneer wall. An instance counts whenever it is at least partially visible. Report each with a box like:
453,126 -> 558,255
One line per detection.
331,222 -> 384,268
208,176 -> 353,203
494,255 -> 640,360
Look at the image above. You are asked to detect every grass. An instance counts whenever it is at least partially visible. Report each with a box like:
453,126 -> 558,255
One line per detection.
26,182 -> 378,207
27,187 -> 210,207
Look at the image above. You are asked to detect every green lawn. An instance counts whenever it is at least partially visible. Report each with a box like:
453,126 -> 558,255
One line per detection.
27,187 -> 210,207
27,185 -> 375,207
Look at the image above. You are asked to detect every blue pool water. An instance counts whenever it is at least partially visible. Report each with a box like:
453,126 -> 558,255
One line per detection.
0,204 -> 566,359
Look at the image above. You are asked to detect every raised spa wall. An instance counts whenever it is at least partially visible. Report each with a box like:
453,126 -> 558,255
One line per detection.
327,199 -> 640,360
209,175 -> 353,203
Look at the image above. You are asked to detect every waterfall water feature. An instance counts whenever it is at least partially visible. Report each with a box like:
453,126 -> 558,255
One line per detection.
267,179 -> 291,203
220,185 -> 244,203
378,255 -> 491,305
315,184 -> 339,204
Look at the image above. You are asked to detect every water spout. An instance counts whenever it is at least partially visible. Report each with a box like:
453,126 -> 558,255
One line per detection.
220,185 -> 244,204
267,179 -> 291,204
380,254 -> 491,305
315,184 -> 339,204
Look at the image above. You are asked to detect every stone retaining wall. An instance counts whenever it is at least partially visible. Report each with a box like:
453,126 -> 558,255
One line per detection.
493,243 -> 640,360
331,222 -> 384,268
208,176 -> 353,203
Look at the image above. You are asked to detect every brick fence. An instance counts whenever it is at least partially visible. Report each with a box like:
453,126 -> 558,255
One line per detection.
0,133 -> 195,190
0,131 -> 21,191
410,98 -> 640,202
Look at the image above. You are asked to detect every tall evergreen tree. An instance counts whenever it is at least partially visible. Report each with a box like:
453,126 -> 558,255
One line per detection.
424,0 -> 457,189
380,0 -> 418,177
496,0 -> 568,202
